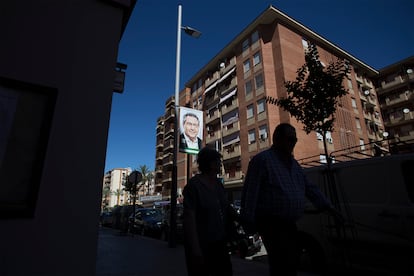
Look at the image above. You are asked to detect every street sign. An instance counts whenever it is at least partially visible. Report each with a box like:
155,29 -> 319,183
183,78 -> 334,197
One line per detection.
128,170 -> 142,184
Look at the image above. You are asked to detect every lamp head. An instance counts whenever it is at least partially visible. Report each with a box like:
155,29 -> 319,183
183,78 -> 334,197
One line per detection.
182,26 -> 202,38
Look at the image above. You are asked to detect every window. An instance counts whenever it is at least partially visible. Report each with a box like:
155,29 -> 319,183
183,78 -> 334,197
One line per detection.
259,125 -> 268,140
253,52 -> 261,66
302,38 -> 309,51
245,80 -> 252,96
355,118 -> 361,129
257,98 -> 265,114
251,31 -> 259,44
347,79 -> 353,89
326,131 -> 333,144
359,139 -> 365,150
246,104 -> 254,119
248,129 -> 256,144
316,132 -> 323,141
351,98 -> 357,108
243,60 -> 251,73
255,74 -> 263,89
242,39 -> 249,52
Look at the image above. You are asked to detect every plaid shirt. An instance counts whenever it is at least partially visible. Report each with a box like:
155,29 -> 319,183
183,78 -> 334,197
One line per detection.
241,146 -> 331,223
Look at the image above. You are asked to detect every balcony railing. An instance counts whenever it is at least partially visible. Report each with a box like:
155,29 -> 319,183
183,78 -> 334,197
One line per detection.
222,144 -> 241,160
205,129 -> 221,144
206,109 -> 220,124
222,122 -> 240,137
223,171 -> 243,182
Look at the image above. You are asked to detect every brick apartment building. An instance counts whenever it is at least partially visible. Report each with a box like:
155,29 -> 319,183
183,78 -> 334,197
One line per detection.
374,56 -> 414,154
155,5 -> 404,201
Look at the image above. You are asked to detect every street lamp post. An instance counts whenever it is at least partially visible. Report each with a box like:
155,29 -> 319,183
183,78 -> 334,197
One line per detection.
170,4 -> 201,248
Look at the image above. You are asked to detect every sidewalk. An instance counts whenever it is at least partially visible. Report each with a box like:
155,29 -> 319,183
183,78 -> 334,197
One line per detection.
96,226 -> 269,276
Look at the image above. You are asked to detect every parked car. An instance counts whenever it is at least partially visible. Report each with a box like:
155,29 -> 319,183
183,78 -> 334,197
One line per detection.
100,211 -> 113,227
160,204 -> 184,242
129,208 -> 163,238
112,205 -> 143,231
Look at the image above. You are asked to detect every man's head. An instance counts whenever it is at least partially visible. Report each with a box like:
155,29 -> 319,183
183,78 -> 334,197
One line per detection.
197,147 -> 222,175
273,123 -> 297,155
182,113 -> 200,141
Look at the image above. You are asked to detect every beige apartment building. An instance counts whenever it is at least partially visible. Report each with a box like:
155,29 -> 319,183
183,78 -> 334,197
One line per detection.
374,56 -> 414,154
102,168 -> 132,210
155,6 -> 388,201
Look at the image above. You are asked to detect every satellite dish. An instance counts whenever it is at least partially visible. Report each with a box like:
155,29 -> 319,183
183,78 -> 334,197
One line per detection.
219,62 -> 225,68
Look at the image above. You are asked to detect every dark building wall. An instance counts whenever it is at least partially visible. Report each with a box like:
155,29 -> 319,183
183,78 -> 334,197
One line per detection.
0,1 -> 128,274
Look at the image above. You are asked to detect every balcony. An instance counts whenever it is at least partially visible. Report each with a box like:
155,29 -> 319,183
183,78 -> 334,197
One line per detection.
223,171 -> 243,182
219,57 -> 236,76
204,92 -> 219,108
156,127 -> 164,136
205,129 -> 221,144
405,111 -> 414,120
219,77 -> 237,95
206,108 -> 220,124
223,144 -> 241,160
164,108 -> 175,121
163,139 -> 174,149
156,165 -> 163,174
220,98 -> 238,115
156,139 -> 163,148
162,172 -> 172,183
222,121 -> 240,137
383,93 -> 410,107
205,71 -> 219,88
259,138 -> 270,149
361,78 -> 373,90
165,96 -> 175,107
156,152 -> 163,161
363,110 -> 372,120
162,153 -> 173,166
380,75 -> 404,90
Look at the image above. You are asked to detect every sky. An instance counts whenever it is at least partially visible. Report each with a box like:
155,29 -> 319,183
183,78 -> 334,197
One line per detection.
104,0 -> 414,172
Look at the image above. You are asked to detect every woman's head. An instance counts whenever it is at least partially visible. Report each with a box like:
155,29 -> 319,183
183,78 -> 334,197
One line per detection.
197,147 -> 222,175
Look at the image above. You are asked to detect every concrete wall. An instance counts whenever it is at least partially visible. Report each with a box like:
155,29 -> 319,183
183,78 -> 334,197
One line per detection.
0,1 -> 127,274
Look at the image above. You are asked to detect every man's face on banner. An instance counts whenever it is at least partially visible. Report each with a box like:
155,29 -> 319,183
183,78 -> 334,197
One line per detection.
183,114 -> 199,141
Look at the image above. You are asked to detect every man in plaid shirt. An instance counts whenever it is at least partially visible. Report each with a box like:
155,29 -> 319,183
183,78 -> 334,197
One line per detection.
241,123 -> 341,276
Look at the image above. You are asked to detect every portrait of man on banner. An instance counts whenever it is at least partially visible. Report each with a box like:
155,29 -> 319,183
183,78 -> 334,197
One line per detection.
179,107 -> 203,155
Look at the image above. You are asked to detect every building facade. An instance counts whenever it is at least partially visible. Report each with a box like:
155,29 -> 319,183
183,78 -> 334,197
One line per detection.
102,168 -> 132,210
155,6 -> 387,201
374,56 -> 414,153
102,167 -> 158,209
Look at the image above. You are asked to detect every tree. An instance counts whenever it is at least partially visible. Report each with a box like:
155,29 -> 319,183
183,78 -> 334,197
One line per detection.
146,172 -> 154,195
138,165 -> 152,195
112,189 -> 124,206
266,43 -> 350,163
